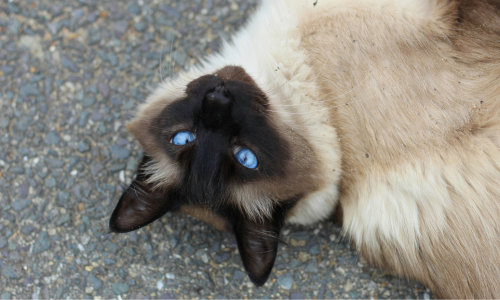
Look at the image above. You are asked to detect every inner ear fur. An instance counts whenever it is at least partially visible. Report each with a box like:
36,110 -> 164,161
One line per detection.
109,156 -> 176,233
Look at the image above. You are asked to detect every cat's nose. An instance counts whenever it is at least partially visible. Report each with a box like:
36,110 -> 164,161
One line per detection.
205,85 -> 230,107
201,85 -> 232,129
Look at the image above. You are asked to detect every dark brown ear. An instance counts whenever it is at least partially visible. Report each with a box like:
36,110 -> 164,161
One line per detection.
109,179 -> 174,233
232,212 -> 284,286
109,155 -> 178,233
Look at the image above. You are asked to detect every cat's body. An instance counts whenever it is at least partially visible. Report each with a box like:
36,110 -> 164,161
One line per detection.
110,0 -> 500,298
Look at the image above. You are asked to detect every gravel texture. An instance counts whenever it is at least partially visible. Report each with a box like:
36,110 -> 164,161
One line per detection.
0,0 -> 434,298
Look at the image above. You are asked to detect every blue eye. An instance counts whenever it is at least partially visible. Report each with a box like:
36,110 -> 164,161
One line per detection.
234,146 -> 258,169
171,131 -> 195,145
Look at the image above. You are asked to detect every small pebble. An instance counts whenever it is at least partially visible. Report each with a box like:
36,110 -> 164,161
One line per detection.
103,259 -> 116,265
98,82 -> 110,98
19,84 -> 40,98
0,238 -> 7,249
10,166 -> 25,174
1,266 -> 22,279
78,140 -> 91,153
106,241 -> 120,254
56,191 -> 70,204
109,145 -> 131,159
108,163 -> 126,173
214,252 -> 231,263
114,21 -> 129,37
1,65 -> 15,75
48,149 -> 59,157
90,161 -> 104,175
304,259 -> 319,273
233,270 -> 245,281
45,158 -> 65,168
112,283 -> 129,295
68,155 -> 80,168
0,292 -> 11,300
88,274 -> 103,290
83,97 -> 95,108
134,22 -> 147,32
13,121 -> 28,133
88,28 -> 101,45
7,18 -> 22,34
8,3 -> 21,14
160,4 -> 181,20
60,54 -> 80,73
44,132 -> 60,145
78,111 -> 90,127
126,157 -> 138,171
277,273 -> 294,290
290,292 -> 305,300
12,199 -> 31,211
33,231 -> 51,254
107,54 -> 118,66
128,3 -> 142,15
44,177 -> 57,188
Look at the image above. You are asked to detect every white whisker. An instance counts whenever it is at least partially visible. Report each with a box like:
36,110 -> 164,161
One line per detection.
159,43 -> 165,85
168,32 -> 176,77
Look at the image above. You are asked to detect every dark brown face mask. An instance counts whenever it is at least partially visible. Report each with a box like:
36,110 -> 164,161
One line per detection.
109,67 -> 299,286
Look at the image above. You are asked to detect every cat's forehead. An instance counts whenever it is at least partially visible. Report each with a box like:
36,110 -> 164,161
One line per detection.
127,66 -> 269,156
129,66 -> 263,127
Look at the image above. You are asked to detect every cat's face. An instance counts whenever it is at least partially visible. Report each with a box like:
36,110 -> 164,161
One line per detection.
109,66 -> 331,285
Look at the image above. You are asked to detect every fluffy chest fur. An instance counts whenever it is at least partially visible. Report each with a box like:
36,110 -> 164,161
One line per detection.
110,0 -> 500,298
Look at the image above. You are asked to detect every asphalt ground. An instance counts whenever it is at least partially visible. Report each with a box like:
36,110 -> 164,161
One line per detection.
0,0 -> 433,298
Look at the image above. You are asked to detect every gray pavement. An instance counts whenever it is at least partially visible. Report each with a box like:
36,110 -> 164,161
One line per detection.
0,0 -> 433,298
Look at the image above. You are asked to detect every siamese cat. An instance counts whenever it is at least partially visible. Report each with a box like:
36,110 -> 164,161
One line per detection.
109,0 -> 500,298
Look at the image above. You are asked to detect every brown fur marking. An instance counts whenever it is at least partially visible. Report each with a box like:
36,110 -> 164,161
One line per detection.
300,0 -> 500,297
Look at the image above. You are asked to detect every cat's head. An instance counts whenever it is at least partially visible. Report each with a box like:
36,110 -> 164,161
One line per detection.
109,66 -> 340,285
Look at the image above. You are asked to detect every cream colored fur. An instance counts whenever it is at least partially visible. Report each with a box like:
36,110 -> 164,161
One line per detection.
130,0 -> 500,297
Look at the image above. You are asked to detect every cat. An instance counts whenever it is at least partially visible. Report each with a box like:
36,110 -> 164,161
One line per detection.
109,0 -> 500,298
